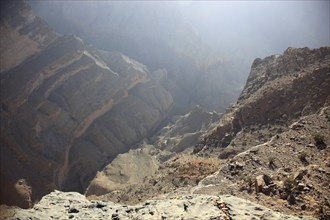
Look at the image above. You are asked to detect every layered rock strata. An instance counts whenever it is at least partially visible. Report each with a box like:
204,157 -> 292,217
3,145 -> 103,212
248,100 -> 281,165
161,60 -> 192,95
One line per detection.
0,1 -> 173,207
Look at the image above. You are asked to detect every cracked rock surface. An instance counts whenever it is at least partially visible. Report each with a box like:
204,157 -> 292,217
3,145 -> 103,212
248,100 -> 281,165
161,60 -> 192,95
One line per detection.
0,190 -> 316,220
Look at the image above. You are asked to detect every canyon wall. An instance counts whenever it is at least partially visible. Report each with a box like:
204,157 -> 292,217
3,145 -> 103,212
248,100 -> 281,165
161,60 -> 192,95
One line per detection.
0,1 -> 173,206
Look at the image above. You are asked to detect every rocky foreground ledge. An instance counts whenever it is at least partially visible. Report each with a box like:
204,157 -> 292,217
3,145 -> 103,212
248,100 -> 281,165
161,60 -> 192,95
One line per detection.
0,190 -> 316,220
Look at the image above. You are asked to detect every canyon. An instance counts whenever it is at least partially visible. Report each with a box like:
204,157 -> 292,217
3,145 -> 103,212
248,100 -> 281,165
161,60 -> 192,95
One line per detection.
0,1 -> 329,219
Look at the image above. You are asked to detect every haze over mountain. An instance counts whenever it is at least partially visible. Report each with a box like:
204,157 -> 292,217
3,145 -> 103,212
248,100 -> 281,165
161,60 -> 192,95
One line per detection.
180,1 -> 330,61
0,1 -> 329,219
29,0 -> 330,87
28,1 -> 236,111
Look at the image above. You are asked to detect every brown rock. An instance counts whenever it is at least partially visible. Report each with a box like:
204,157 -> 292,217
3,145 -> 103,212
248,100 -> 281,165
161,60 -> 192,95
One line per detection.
287,194 -> 296,205
297,183 -> 306,191
255,174 -> 274,195
261,186 -> 271,195
255,175 -> 266,194
293,168 -> 308,181
263,174 -> 272,185
13,179 -> 33,209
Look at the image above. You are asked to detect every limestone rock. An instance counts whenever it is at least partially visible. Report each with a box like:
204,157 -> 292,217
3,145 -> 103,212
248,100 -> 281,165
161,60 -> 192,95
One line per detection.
2,191 -> 317,220
255,175 -> 266,194
293,168 -> 307,181
255,174 -> 272,195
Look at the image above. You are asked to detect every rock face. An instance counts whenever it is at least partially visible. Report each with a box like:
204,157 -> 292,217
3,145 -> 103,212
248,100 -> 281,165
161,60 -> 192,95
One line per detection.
0,190 -> 316,220
0,0 -> 173,207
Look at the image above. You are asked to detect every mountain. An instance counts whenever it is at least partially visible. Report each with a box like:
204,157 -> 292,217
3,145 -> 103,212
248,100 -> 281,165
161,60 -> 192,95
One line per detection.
1,46 -> 328,219
84,47 -> 329,219
1,0 -> 329,219
196,47 -> 330,153
0,0 -> 173,207
28,1 -> 243,111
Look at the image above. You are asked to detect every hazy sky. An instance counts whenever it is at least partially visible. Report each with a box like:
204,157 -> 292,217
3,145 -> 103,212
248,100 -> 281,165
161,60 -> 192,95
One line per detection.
29,0 -> 329,76
179,1 -> 329,60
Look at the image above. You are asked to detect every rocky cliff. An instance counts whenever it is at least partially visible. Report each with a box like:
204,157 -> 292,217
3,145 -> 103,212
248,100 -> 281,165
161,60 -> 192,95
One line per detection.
0,0 -> 173,207
196,47 -> 330,152
193,47 -> 330,218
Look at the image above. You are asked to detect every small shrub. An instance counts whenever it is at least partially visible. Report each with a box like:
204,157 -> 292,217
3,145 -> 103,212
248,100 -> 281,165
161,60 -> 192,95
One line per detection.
312,132 -> 325,143
218,148 -> 238,159
311,132 -> 326,149
268,156 -> 276,164
298,151 -> 308,163
268,156 -> 276,169
284,176 -> 295,191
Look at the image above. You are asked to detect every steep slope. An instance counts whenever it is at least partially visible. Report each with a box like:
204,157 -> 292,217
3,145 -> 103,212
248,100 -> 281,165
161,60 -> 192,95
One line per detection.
0,0 -> 173,207
196,47 -> 330,153
151,105 -> 221,153
193,47 -> 330,218
195,107 -> 330,218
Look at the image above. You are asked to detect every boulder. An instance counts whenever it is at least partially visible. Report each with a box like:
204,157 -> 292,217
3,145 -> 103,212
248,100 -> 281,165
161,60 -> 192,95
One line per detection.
255,174 -> 272,195
255,175 -> 266,194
